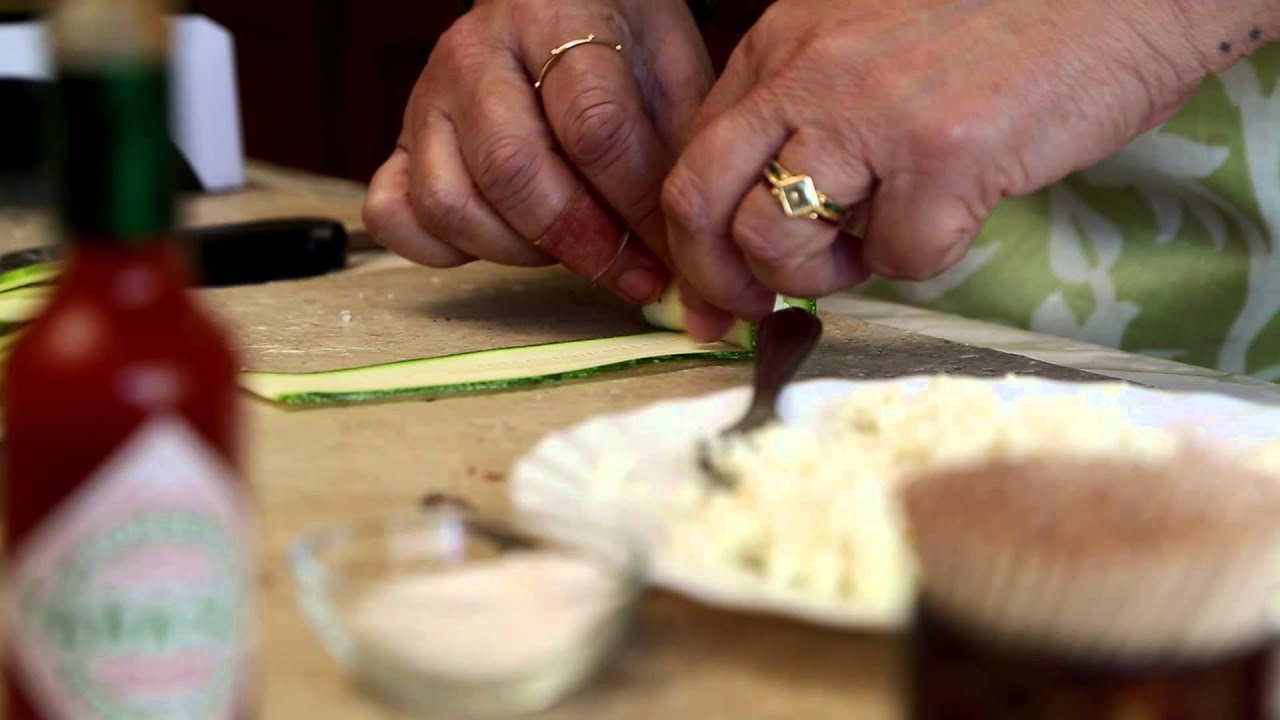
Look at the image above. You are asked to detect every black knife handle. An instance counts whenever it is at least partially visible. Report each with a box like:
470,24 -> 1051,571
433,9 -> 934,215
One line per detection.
181,217 -> 348,287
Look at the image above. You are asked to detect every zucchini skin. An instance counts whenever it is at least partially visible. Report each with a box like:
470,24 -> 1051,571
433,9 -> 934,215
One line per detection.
643,286 -> 819,349
0,263 -> 58,295
247,348 -> 751,405
0,265 -> 813,405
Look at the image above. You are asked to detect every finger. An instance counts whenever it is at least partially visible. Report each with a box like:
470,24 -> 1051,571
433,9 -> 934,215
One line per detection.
677,277 -> 737,342
535,187 -> 667,304
686,1 -> 812,136
526,33 -> 674,267
455,65 -> 666,304
862,173 -> 982,281
663,90 -> 788,320
363,148 -> 473,268
729,130 -> 873,297
625,0 -> 714,148
685,36 -> 757,135
407,110 -> 552,267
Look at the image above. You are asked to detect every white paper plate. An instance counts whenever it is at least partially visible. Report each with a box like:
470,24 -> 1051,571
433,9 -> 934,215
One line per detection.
509,375 -> 1280,631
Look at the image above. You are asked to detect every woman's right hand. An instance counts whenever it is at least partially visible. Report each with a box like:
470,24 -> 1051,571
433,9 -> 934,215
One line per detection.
363,0 -> 714,306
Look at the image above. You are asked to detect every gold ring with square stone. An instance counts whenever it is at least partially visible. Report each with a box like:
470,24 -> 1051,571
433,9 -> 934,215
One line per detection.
763,161 -> 848,223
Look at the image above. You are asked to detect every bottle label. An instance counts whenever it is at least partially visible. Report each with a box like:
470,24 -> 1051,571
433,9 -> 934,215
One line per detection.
7,417 -> 252,719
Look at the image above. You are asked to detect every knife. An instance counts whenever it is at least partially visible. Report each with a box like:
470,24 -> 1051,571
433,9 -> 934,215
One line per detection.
0,217 -> 349,288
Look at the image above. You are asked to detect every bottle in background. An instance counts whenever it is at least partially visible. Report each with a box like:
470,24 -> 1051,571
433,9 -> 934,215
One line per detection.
2,0 -> 255,717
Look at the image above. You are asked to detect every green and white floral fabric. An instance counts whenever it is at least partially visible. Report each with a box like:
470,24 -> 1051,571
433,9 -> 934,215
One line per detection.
860,45 -> 1280,381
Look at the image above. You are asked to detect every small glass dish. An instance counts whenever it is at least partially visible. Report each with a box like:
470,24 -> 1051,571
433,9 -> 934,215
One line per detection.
288,506 -> 646,717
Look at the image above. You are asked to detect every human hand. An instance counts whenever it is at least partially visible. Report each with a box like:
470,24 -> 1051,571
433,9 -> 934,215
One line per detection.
363,0 -> 714,305
661,0 -> 1249,339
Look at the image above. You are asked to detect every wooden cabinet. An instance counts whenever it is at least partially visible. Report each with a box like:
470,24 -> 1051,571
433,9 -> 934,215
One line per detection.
190,1 -> 763,184
188,0 -> 453,183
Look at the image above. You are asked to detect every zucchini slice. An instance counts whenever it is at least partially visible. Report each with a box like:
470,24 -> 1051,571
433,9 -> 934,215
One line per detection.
642,284 -> 817,348
0,294 -> 48,324
0,262 -> 58,295
241,331 -> 750,404
0,286 -> 53,300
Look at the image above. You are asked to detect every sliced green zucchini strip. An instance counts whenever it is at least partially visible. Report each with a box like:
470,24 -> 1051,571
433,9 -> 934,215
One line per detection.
0,294 -> 49,324
642,284 -> 817,348
0,286 -> 54,300
241,331 -> 750,404
0,262 -> 59,295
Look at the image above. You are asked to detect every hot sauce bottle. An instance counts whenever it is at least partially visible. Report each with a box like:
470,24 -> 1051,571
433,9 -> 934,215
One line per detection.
2,0 -> 255,717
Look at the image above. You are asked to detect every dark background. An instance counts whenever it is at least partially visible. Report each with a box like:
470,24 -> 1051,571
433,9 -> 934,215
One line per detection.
185,1 -> 765,184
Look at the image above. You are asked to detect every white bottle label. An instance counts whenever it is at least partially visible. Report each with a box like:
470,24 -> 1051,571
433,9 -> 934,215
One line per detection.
7,416 -> 252,720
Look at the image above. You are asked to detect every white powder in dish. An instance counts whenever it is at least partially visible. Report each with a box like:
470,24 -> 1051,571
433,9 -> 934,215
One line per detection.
349,552 -> 618,682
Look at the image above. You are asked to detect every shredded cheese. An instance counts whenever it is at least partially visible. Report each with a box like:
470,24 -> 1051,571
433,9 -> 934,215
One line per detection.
629,376 -> 1195,610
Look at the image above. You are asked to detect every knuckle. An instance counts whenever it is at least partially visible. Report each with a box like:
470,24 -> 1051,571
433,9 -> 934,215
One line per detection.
731,211 -> 789,266
474,134 -> 542,208
904,109 -> 994,171
361,192 -> 397,243
509,0 -> 554,32
472,88 -> 509,126
431,21 -> 478,73
754,3 -> 790,40
582,4 -> 631,48
740,26 -> 771,64
413,183 -> 472,237
981,157 -> 1030,208
513,0 -> 630,48
803,27 -> 845,64
879,228 -> 970,281
560,87 -> 635,173
740,4 -> 791,63
661,168 -> 714,236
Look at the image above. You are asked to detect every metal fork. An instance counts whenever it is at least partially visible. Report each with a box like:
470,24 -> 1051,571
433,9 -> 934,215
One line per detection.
698,307 -> 824,489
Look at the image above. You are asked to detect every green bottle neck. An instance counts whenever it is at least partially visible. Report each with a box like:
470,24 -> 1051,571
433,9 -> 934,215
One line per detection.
53,61 -> 175,245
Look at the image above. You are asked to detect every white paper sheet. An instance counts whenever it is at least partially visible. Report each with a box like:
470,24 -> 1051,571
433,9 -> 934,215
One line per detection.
0,14 -> 246,192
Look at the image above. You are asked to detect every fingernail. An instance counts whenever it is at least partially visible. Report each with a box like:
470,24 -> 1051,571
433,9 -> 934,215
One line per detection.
617,267 -> 663,305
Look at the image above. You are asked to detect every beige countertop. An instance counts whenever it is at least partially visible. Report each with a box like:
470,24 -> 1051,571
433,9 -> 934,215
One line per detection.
3,163 -> 1275,719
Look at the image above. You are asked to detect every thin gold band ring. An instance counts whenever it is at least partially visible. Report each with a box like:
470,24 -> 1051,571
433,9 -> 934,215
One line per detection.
533,34 -> 623,91
591,230 -> 630,286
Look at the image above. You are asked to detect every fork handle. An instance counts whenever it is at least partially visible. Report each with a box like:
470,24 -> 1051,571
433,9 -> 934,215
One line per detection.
732,308 -> 824,434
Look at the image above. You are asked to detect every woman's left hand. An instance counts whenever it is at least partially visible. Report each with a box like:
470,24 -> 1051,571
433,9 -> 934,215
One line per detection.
658,0 -> 1234,339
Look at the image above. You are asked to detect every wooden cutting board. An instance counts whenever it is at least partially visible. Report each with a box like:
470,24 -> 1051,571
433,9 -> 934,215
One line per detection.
208,252 -> 1104,385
